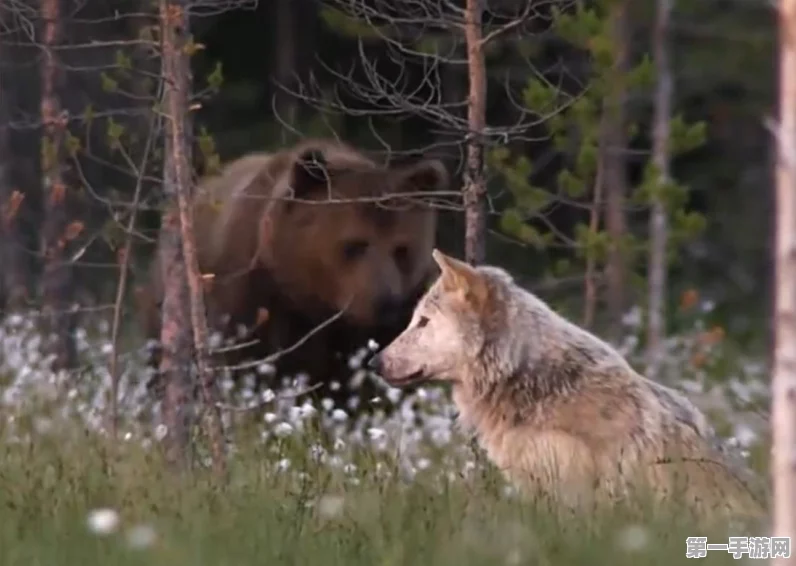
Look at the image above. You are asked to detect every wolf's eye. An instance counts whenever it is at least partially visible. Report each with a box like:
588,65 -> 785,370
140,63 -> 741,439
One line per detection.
342,240 -> 369,261
417,315 -> 429,328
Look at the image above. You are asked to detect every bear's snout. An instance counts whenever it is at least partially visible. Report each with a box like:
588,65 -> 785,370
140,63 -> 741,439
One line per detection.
374,293 -> 407,325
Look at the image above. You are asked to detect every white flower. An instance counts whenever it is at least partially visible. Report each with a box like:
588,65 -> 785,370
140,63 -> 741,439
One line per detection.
299,402 -> 317,419
87,508 -> 120,535
367,427 -> 386,440
616,524 -> 650,552
257,363 -> 275,376
386,388 -> 402,404
154,424 -> 168,441
621,306 -> 642,328
317,495 -> 345,520
126,524 -> 157,549
309,444 -> 326,461
273,422 -> 293,437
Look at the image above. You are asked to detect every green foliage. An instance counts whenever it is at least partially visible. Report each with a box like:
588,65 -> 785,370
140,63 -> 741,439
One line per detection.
489,146 -> 554,250
414,35 -> 446,57
206,61 -> 224,93
40,136 -> 58,172
320,6 -> 389,40
100,72 -> 119,93
114,50 -> 133,73
523,79 -> 557,114
64,132 -> 81,158
105,118 -> 126,150
669,114 -> 708,157
490,0 -> 708,309
197,126 -> 221,175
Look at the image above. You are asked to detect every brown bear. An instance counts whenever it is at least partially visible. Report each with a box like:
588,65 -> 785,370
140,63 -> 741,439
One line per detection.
138,138 -> 449,411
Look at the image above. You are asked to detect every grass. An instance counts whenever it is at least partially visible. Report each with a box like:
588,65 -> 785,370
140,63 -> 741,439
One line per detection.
0,423 -> 767,566
0,302 -> 776,566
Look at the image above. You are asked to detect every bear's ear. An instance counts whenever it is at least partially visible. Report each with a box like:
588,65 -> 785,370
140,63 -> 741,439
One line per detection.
400,159 -> 449,194
290,149 -> 330,197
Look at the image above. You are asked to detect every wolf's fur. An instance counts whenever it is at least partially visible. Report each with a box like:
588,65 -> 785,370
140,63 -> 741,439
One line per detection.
371,250 -> 767,521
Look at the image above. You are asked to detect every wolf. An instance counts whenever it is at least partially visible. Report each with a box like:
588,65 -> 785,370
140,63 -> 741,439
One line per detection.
368,249 -> 767,521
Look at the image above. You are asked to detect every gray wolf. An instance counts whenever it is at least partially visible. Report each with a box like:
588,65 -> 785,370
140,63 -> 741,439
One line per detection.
369,249 -> 767,521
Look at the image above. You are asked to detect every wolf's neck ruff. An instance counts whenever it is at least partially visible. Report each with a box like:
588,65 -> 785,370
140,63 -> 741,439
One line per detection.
467,282 -> 631,406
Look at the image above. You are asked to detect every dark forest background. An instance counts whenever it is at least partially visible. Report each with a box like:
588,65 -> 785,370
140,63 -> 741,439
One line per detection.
0,0 -> 777,369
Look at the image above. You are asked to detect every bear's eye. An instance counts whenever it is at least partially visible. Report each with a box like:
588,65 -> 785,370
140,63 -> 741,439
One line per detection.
417,315 -> 429,328
393,245 -> 410,266
342,240 -> 369,261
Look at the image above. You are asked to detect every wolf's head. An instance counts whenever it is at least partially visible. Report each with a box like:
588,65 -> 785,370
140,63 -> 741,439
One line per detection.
368,249 -> 516,387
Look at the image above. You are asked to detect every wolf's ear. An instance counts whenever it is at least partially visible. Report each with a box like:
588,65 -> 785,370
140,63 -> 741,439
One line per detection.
432,249 -> 488,309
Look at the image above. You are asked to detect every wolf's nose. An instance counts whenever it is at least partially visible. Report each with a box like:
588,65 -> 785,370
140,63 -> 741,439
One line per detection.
367,353 -> 383,373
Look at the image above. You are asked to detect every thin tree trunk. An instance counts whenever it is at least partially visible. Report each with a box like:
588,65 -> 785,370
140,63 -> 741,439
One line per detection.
463,0 -> 487,265
583,162 -> 603,329
771,0 -> 796,553
157,212 -> 193,468
159,0 -> 226,476
274,0 -> 297,129
602,0 -> 630,337
39,0 -> 77,370
646,0 -> 673,380
0,24 -> 28,311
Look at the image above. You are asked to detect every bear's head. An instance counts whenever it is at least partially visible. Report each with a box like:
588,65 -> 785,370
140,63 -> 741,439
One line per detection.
262,146 -> 449,329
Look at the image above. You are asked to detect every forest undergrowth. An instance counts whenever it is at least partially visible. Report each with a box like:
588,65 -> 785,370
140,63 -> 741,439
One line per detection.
0,295 -> 773,565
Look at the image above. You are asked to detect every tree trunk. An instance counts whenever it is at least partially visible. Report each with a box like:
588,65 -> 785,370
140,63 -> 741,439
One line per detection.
601,0 -> 630,337
39,0 -> 77,370
463,0 -> 487,265
157,213 -> 193,468
646,0 -> 673,380
273,0 -> 297,129
0,20 -> 29,311
583,161 -> 603,329
159,0 -> 226,475
772,0 -> 796,554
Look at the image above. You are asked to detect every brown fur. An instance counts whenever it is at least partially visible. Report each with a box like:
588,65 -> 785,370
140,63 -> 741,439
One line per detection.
370,250 -> 768,522
138,138 -> 448,403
